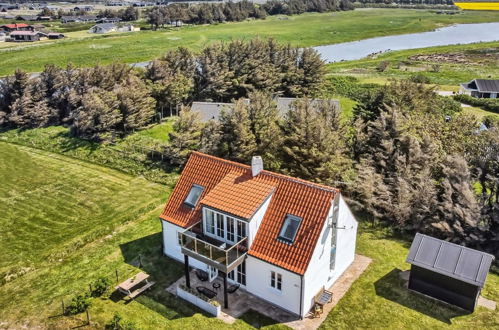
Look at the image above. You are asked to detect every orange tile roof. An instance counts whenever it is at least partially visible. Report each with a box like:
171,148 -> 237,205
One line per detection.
160,152 -> 339,275
200,171 -> 276,219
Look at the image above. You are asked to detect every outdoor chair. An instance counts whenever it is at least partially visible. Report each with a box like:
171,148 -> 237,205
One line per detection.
196,286 -> 217,299
195,269 -> 209,282
227,283 -> 240,294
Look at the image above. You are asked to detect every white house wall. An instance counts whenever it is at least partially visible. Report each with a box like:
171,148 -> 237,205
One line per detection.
247,194 -> 272,248
245,255 -> 302,316
161,220 -> 207,271
301,193 -> 358,316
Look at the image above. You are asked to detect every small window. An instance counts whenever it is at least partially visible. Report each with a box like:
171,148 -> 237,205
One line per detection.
184,184 -> 204,207
270,271 -> 282,291
278,214 -> 302,243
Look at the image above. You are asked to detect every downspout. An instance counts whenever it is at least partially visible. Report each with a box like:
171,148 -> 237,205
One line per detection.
299,274 -> 304,319
159,218 -> 165,255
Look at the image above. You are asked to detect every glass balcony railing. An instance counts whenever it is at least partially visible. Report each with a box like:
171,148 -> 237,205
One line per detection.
178,223 -> 248,272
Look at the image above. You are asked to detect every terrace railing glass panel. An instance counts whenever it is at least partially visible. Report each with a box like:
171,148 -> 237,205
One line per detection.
178,223 -> 247,273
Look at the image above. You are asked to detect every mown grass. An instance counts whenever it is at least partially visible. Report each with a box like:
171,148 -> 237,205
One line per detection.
328,41 -> 499,86
321,224 -> 499,329
0,142 -> 167,297
1,9 -> 499,75
0,121 -> 178,185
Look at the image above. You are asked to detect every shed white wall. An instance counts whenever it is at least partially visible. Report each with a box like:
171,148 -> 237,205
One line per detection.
301,194 -> 358,316
247,194 -> 272,248
161,220 -> 207,271
245,256 -> 302,316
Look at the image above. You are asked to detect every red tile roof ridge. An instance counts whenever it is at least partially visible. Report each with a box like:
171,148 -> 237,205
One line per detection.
190,151 -> 340,194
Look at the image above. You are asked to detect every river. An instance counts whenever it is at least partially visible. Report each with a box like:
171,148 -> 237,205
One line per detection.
314,22 -> 499,63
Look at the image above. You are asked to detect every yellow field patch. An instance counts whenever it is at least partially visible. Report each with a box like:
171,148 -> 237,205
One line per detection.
454,2 -> 499,10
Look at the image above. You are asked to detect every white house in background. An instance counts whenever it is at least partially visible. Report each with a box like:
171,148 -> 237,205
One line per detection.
460,79 -> 499,99
160,152 -> 358,318
88,23 -> 139,34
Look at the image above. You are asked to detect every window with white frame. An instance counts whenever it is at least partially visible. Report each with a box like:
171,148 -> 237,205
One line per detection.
184,184 -> 204,207
205,209 -> 215,234
203,208 -> 248,243
278,214 -> 302,244
270,271 -> 282,291
227,216 -> 235,242
228,260 -> 246,286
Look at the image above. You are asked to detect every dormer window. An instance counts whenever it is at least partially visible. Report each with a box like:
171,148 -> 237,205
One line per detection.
184,184 -> 204,207
278,214 -> 302,244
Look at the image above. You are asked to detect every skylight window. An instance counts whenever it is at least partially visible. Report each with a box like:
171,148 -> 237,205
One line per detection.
278,214 -> 302,243
184,184 -> 204,207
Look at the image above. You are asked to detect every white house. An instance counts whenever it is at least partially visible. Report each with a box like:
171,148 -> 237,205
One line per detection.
160,152 -> 358,318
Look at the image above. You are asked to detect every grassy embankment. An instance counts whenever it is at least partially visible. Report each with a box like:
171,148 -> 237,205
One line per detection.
0,120 -> 177,185
1,9 -> 499,75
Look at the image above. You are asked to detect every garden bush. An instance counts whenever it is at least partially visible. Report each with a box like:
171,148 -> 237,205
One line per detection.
409,73 -> 431,84
92,276 -> 111,297
67,293 -> 91,315
106,313 -> 138,330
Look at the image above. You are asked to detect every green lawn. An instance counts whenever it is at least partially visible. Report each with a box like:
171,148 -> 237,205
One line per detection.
321,225 -> 499,329
0,122 -> 178,185
2,9 -> 499,76
328,41 -> 499,86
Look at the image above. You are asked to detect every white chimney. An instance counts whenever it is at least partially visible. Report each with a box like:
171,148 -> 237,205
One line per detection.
251,156 -> 263,177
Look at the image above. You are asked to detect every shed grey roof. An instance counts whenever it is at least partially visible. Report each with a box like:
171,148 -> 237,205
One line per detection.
406,233 -> 494,288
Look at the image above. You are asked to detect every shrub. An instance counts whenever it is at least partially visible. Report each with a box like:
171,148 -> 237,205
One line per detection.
92,276 -> 111,297
409,73 -> 431,84
377,61 -> 390,72
454,94 -> 499,113
67,293 -> 91,315
106,313 -> 138,330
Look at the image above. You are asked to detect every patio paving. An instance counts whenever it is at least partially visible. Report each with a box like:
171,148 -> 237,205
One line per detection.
166,254 -> 372,329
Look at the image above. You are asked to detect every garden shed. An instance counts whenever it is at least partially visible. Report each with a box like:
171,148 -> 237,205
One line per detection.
406,233 -> 494,312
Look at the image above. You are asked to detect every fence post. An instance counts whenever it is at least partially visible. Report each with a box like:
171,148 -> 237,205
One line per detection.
61,299 -> 65,315
138,254 -> 142,268
116,269 -> 119,283
86,310 -> 90,325
89,283 -> 93,293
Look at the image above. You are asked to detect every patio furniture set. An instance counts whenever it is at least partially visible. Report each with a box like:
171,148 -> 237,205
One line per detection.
195,269 -> 240,300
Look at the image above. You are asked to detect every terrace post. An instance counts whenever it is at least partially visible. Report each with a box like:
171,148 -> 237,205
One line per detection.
222,272 -> 228,309
184,255 -> 190,288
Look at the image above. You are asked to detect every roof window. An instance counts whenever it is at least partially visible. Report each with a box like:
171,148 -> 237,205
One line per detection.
184,184 -> 204,207
278,214 -> 302,243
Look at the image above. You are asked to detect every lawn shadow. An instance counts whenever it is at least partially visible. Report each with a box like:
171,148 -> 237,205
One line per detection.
238,309 -> 283,329
374,268 -> 470,324
117,232 -> 204,321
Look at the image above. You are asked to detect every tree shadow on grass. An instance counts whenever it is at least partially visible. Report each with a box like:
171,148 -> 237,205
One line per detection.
117,232 -> 208,321
54,130 -> 100,153
374,268 -> 469,324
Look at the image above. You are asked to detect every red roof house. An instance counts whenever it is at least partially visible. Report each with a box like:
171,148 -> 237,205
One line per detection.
160,152 -> 358,317
0,23 -> 34,33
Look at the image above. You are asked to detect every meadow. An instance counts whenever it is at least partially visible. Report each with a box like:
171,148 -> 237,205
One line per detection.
327,41 -> 499,86
1,9 -> 499,76
0,141 -> 497,329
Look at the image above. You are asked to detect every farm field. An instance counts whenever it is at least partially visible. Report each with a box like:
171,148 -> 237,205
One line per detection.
1,9 -> 499,75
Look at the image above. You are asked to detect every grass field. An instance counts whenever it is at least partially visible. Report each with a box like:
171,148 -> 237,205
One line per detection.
1,9 -> 499,76
321,225 -> 499,329
0,142 -> 497,328
328,41 -> 499,86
